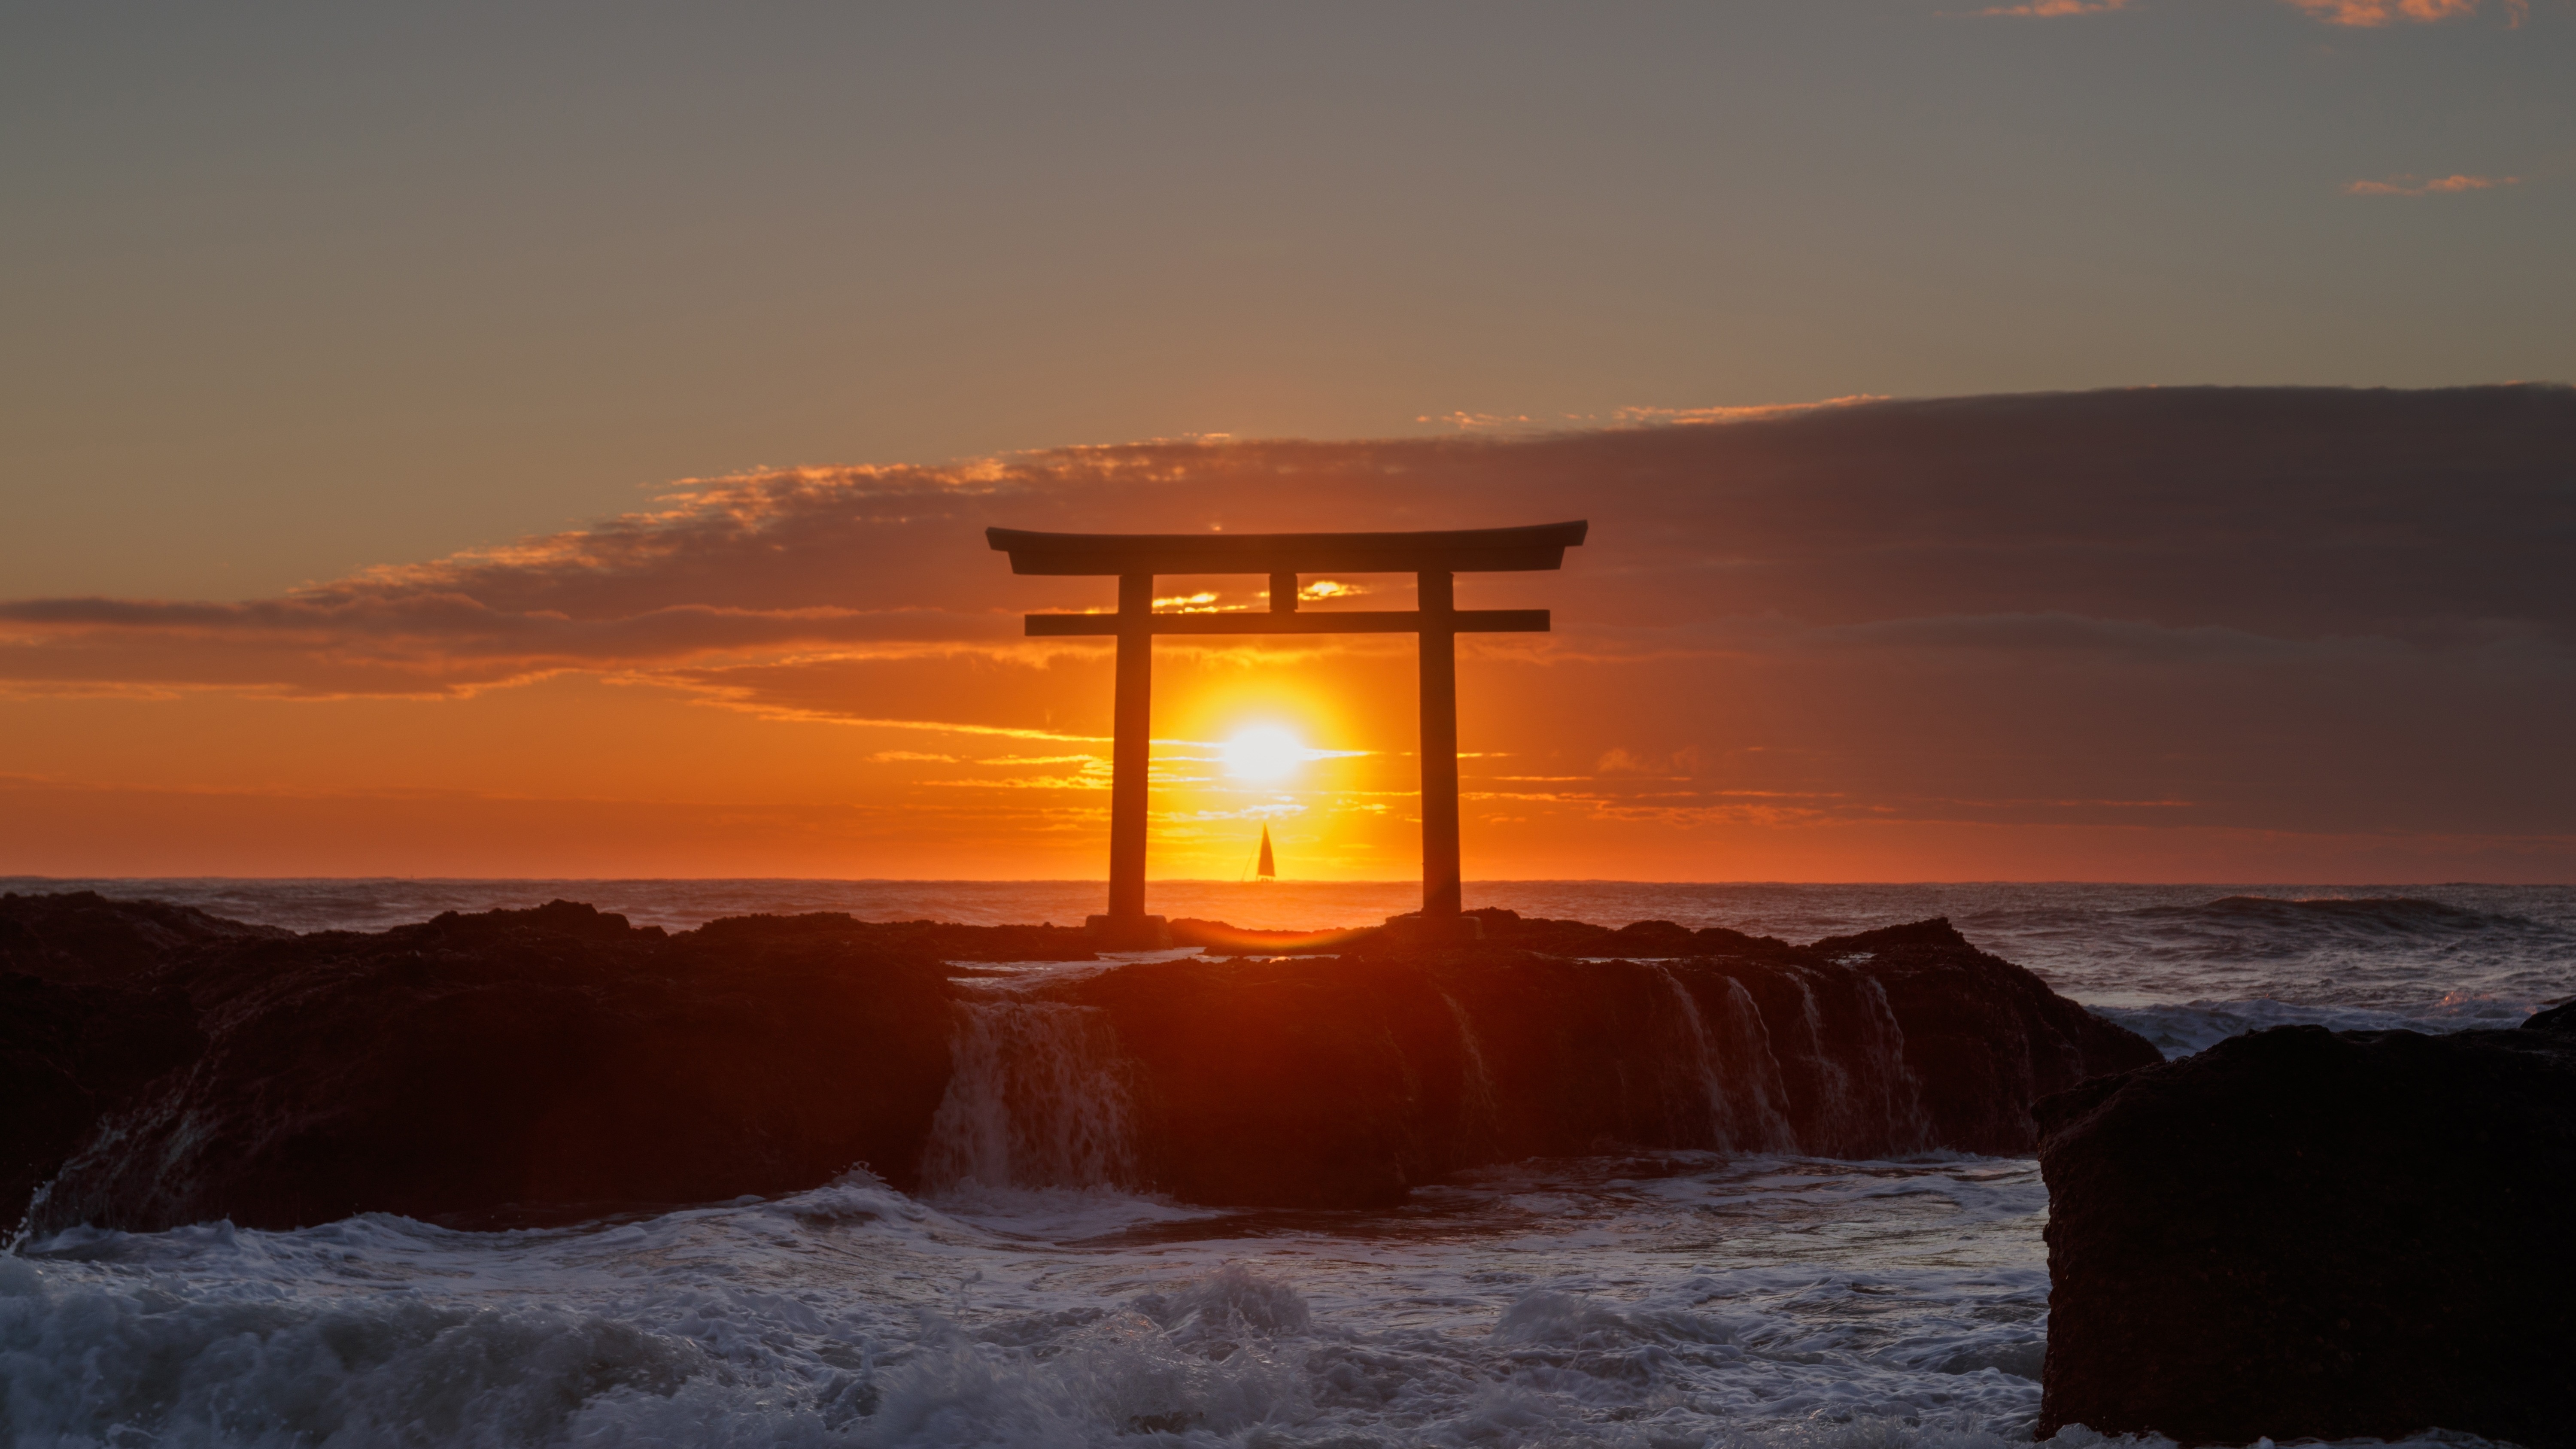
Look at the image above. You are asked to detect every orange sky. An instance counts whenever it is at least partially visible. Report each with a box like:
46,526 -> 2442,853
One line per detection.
7,3 -> 2567,889
4,386 -> 2570,884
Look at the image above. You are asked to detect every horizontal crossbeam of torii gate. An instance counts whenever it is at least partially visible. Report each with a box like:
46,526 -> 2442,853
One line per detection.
988,521 -> 1589,946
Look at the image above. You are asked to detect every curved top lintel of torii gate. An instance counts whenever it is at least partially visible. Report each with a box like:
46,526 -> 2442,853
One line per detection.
985,521 -> 1587,576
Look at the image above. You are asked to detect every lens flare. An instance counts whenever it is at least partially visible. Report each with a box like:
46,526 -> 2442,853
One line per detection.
1222,726 -> 1306,784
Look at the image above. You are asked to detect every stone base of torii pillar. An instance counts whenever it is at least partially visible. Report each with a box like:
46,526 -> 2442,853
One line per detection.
1085,913 -> 1171,951
1378,911 -> 1485,947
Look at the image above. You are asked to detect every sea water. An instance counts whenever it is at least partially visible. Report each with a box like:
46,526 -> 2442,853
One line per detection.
4,881 -> 2570,1447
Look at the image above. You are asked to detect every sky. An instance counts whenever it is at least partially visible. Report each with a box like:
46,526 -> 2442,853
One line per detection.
3,0 -> 2570,883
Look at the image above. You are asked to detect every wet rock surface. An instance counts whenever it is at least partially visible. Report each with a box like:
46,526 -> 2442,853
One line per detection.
7,896 -> 960,1233
9,896 -> 2156,1234
0,889 -> 288,985
692,912 -> 1099,963
1814,917 -> 2153,1156
1051,918 -> 2159,1208
0,972 -> 204,1230
1171,908 -> 1810,959
1463,908 -> 1792,959
2034,1017 -> 2576,1448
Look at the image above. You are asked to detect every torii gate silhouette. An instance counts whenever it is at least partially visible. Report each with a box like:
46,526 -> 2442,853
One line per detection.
988,521 -> 1589,947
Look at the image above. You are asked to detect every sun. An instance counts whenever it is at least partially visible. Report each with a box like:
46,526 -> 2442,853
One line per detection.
1222,725 -> 1306,784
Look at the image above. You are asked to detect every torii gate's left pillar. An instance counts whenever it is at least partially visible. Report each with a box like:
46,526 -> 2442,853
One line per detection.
1416,569 -> 1463,920
1102,572 -> 1158,942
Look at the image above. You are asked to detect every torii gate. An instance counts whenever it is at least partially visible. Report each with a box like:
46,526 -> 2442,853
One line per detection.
987,521 -> 1589,946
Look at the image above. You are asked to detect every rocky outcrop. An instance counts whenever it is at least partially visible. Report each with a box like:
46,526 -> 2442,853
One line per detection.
1035,918 -> 2157,1207
1461,908 -> 1794,960
694,912 -> 1098,963
3,892 -> 260,1230
1,973 -> 204,1232
20,899 -> 962,1233
1171,909 -> 1800,959
12,895 -> 2156,1233
1815,918 -> 2153,1155
2034,1017 -> 2576,1448
0,890 -> 288,984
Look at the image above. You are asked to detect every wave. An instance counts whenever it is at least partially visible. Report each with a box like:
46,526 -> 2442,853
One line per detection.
2130,894 -> 2544,937
2088,994 -> 2548,1059
6,1163 -> 2523,1449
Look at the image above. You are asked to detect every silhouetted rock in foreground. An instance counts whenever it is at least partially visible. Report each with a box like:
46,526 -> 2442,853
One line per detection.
15,899 -> 959,1233
0,890 -> 288,984
1462,908 -> 1788,959
696,913 -> 1098,963
2035,1018 -> 2576,1448
1817,917 -> 2154,1157
1039,918 -> 2158,1207
1173,910 -> 1798,958
1,972 -> 204,1228
9,895 -> 2156,1234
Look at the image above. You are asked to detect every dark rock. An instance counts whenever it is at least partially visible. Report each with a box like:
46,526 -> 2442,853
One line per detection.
1167,918 -> 1377,954
1810,916 -> 1973,956
1820,918 -> 2152,1154
694,912 -> 1097,963
16,894 -> 2157,1231
26,899 -> 960,1233
1457,908 -> 1795,959
1,890 -> 276,1227
1047,923 -> 2158,1208
0,890 -> 288,984
1171,909 -> 1803,959
2034,1022 -> 2576,1447
1,973 -> 204,1229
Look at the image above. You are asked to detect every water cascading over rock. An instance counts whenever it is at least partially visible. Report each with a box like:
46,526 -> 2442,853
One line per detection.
1029,919 -> 2150,1207
918,998 -> 1139,1192
4,894 -> 2156,1230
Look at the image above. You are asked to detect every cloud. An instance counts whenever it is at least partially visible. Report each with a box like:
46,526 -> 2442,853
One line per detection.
2282,0 -> 2519,24
1612,396 -> 1889,426
4,384 -> 2569,706
1969,0 -> 2524,21
1970,0 -> 2133,15
2346,173 -> 2521,196
6,385 -> 2573,863
1418,395 -> 1883,434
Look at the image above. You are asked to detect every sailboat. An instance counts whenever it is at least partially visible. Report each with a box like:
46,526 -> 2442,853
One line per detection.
1256,824 -> 1276,881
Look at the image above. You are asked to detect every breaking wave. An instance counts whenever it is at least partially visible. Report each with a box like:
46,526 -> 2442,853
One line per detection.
5,1161 -> 2518,1448
3,881 -> 2564,1444
2124,894 -> 2544,942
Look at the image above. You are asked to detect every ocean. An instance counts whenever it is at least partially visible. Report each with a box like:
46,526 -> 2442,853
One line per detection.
5,880 -> 2570,1448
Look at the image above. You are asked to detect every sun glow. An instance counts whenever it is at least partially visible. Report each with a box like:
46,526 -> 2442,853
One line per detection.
1222,725 -> 1307,784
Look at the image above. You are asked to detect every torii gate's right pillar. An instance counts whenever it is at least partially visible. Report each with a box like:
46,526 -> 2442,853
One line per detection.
1417,570 -> 1462,920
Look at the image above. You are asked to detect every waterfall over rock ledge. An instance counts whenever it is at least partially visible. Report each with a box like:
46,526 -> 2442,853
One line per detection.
4,893 -> 2155,1231
1039,918 -> 2151,1208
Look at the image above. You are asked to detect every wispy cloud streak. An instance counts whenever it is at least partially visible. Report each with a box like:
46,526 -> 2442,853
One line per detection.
1970,0 -> 2133,16
2346,173 -> 2520,196
2283,0 -> 2520,24
1971,0 -> 2524,21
